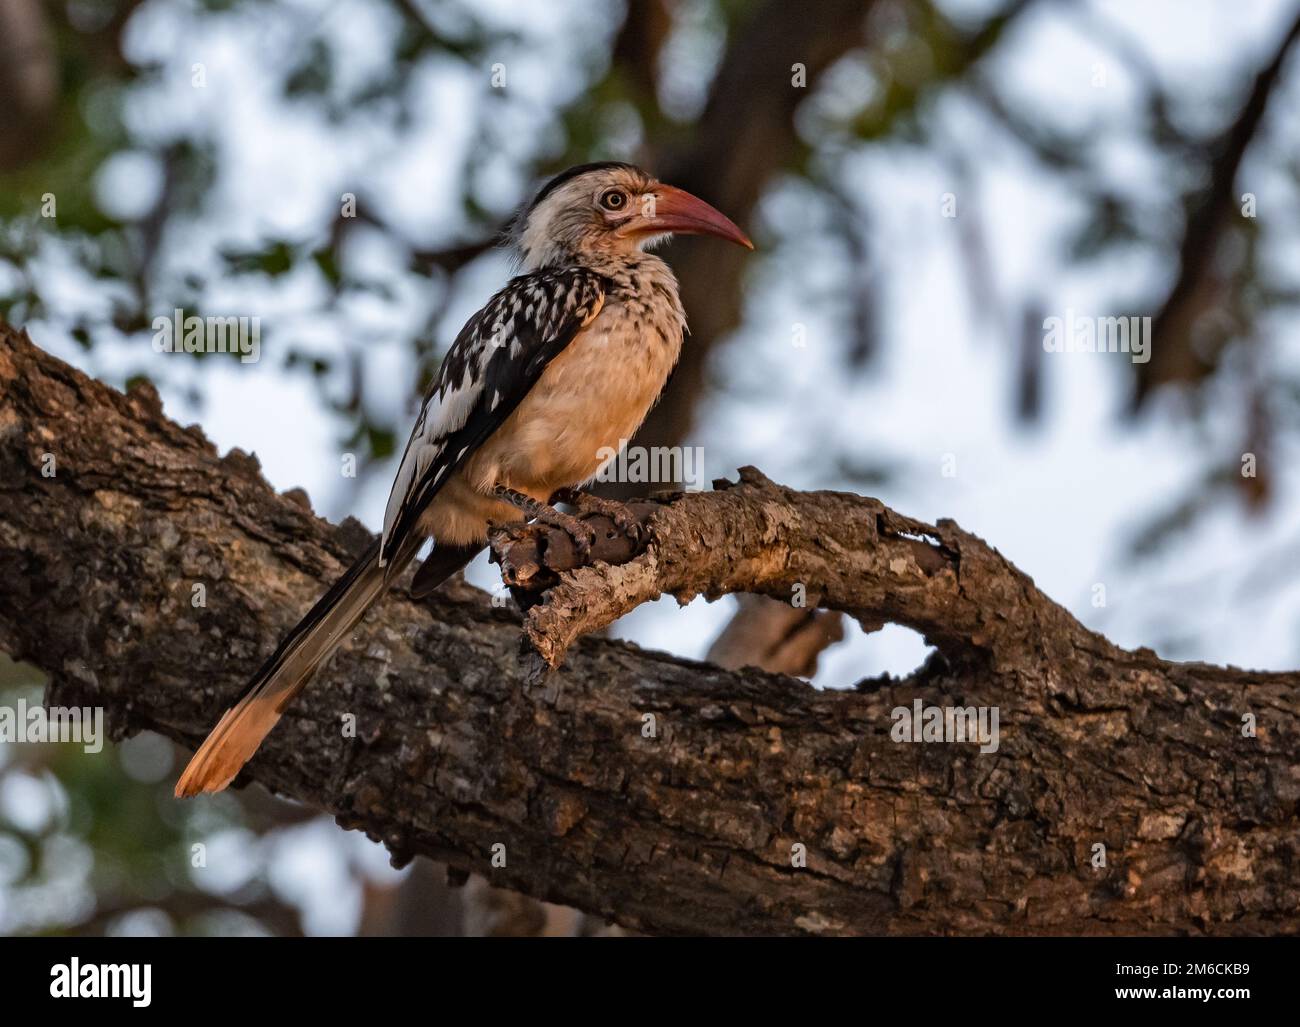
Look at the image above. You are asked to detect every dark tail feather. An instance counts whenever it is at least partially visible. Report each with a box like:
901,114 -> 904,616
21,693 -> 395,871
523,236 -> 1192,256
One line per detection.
175,535 -> 421,797
410,542 -> 483,599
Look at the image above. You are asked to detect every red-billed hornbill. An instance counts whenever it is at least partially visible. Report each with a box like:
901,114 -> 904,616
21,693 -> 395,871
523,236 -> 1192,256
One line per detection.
175,162 -> 751,796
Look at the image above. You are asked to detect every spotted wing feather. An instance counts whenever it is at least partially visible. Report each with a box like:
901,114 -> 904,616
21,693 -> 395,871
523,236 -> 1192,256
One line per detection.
380,267 -> 607,565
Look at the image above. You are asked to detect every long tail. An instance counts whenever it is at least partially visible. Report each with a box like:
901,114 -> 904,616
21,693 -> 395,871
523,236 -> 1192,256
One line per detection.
175,536 -> 421,798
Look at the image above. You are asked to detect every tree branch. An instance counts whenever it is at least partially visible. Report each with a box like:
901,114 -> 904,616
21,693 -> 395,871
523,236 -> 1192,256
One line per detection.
1,324 -> 1297,935
1135,7 -> 1300,405
492,466 -> 1079,679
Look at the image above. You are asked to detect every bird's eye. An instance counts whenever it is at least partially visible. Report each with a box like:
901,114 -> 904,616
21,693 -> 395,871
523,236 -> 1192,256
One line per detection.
600,189 -> 628,211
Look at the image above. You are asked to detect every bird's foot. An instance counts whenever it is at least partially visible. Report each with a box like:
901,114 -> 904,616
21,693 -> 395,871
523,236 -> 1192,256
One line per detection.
550,487 -> 643,544
535,506 -> 597,561
492,484 -> 597,561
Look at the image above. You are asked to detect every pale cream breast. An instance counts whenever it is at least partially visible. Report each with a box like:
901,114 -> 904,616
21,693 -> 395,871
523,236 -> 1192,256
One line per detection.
422,254 -> 686,546
417,475 -> 520,546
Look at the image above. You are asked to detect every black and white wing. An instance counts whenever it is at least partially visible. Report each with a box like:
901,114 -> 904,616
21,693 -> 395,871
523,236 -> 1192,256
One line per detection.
379,267 -> 607,566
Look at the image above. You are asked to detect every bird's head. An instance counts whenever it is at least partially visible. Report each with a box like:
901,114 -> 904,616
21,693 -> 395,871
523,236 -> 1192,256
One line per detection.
513,162 -> 752,269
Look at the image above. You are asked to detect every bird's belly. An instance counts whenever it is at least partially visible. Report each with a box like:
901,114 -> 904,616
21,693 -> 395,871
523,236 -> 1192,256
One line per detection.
465,319 -> 679,500
418,474 -> 519,545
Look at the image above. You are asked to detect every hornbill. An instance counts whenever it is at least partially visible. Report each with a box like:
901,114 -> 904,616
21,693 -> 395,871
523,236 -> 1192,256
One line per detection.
175,162 -> 752,797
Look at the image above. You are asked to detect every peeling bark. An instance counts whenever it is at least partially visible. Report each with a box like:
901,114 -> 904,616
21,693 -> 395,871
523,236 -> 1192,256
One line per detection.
1,324 -> 1297,936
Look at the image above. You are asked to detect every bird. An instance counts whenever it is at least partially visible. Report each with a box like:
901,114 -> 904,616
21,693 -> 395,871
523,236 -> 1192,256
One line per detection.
174,162 -> 752,797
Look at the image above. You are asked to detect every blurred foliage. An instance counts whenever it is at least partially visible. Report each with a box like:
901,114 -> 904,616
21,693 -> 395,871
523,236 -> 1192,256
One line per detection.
0,654 -> 255,935
8,0 -> 1297,495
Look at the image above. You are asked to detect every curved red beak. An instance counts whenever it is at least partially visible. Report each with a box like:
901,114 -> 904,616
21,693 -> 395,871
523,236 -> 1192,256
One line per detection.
617,184 -> 753,249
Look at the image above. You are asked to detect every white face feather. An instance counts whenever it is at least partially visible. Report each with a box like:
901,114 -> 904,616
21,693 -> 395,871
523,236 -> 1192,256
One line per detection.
516,166 -> 655,270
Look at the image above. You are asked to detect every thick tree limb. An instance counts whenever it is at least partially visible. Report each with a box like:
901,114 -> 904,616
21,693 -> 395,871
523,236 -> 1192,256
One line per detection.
1,324 -> 1298,936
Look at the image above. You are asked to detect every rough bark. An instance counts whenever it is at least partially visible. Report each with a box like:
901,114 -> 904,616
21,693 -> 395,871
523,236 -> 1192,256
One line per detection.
1,324 -> 1297,936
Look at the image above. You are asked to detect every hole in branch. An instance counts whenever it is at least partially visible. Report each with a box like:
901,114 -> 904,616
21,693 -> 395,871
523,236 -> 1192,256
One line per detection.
609,593 -> 739,661
815,622 -> 936,691
892,529 -> 938,546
